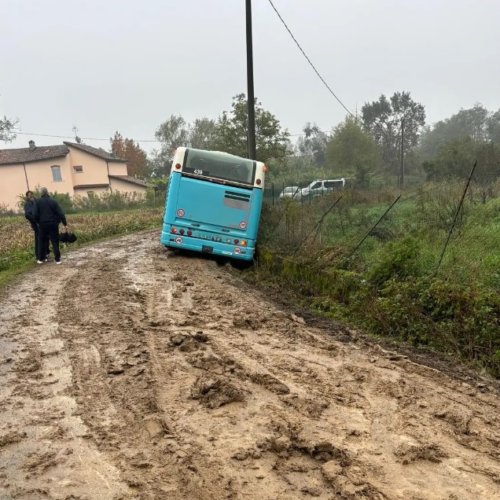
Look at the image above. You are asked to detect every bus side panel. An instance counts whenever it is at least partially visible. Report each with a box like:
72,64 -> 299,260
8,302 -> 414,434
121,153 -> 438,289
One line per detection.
247,188 -> 263,240
160,173 -> 181,246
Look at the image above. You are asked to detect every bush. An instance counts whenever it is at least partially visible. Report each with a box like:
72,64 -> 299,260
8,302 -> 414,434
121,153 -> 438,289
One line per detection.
368,237 -> 426,286
72,191 -> 147,212
16,187 -> 165,215
0,202 -> 17,218
374,277 -> 500,374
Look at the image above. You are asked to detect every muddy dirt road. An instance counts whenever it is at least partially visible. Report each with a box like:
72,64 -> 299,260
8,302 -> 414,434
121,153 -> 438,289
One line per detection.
1,231 -> 500,499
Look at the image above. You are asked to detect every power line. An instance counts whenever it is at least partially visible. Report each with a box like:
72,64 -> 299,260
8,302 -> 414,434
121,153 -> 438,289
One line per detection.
14,131 -> 160,143
12,130 -> 313,143
12,5 -> 357,146
267,0 -> 355,118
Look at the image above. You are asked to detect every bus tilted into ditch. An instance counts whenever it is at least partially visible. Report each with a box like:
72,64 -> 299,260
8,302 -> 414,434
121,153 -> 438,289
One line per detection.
161,147 -> 267,262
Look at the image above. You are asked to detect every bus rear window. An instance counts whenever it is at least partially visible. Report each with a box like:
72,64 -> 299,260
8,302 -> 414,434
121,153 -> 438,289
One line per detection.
183,149 -> 256,186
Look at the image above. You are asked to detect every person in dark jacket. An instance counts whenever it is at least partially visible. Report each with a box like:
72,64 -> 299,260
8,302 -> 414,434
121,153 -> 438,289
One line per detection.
24,191 -> 49,261
33,187 -> 69,265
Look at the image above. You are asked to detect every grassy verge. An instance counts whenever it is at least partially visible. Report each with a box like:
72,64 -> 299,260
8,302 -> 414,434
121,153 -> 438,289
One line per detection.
255,184 -> 500,377
0,208 -> 163,292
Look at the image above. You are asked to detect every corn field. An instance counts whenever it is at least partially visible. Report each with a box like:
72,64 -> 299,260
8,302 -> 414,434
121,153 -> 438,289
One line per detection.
0,208 -> 163,273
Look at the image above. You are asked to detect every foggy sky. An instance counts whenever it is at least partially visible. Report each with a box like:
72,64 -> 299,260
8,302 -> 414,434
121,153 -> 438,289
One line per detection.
1,0 -> 499,155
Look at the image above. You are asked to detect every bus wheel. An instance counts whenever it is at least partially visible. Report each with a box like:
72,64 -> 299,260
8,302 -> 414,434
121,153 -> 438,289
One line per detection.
216,257 -> 229,267
230,259 -> 254,271
254,245 -> 260,262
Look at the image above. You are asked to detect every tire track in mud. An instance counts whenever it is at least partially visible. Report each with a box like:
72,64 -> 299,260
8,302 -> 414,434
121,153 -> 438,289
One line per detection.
0,247 -> 129,500
1,231 -> 500,499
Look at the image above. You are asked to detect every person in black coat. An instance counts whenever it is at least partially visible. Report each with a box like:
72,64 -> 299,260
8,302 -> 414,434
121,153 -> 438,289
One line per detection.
24,190 -> 49,261
33,187 -> 69,265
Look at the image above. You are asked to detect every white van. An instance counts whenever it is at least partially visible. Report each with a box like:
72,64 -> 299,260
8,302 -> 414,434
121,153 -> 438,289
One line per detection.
300,178 -> 345,198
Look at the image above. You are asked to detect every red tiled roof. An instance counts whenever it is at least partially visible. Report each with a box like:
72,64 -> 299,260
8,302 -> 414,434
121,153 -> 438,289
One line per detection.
109,175 -> 149,187
64,142 -> 127,162
0,145 -> 69,165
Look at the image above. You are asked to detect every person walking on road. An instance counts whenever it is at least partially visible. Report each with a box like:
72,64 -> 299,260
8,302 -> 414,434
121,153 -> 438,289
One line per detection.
33,187 -> 69,265
24,190 -> 50,261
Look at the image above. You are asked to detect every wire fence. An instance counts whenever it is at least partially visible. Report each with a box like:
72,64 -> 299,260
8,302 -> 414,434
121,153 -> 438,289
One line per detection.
260,175 -> 500,285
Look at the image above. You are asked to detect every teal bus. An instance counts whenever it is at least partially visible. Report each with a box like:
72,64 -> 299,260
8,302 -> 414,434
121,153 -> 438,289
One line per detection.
160,147 -> 267,262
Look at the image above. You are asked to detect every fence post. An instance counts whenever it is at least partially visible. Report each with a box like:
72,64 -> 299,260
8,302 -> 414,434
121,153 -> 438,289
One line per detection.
293,196 -> 343,255
435,160 -> 478,276
345,195 -> 401,260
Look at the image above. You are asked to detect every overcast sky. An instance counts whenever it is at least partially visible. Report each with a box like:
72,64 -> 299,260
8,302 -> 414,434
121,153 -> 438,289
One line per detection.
1,0 -> 499,154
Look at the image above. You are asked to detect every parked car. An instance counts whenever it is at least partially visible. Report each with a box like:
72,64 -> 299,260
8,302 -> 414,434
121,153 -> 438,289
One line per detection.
279,186 -> 301,200
300,178 -> 345,198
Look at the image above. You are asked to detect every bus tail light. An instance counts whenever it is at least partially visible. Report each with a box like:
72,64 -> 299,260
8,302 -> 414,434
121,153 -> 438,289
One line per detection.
187,230 -> 192,236
234,239 -> 239,245
172,227 -> 177,234
256,179 -> 262,185
175,163 -> 181,170
180,229 -> 185,235
241,240 -> 247,246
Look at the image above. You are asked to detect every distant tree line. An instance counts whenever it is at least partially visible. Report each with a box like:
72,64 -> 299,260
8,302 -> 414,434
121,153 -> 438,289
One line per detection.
129,92 -> 499,186
5,89 -> 497,187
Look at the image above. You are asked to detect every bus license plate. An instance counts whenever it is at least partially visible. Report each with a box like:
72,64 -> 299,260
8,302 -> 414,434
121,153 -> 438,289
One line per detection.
202,245 -> 213,254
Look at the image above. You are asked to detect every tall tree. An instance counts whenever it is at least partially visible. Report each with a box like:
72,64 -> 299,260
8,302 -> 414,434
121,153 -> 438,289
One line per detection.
326,116 -> 381,187
152,95 -> 289,176
213,94 -> 290,162
422,136 -> 500,181
154,114 -> 191,169
0,95 -> 17,142
487,109 -> 500,144
145,150 -> 167,178
362,91 -> 426,176
419,103 -> 496,160
189,118 -> 218,150
110,132 -> 148,177
297,122 -> 328,166
152,115 -> 218,176
0,116 -> 17,142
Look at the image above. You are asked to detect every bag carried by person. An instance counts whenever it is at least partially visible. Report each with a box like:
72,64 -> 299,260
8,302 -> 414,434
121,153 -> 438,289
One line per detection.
59,231 -> 78,243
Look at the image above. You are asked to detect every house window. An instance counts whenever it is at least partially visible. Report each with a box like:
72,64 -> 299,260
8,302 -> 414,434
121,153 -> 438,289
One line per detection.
73,165 -> 83,173
51,165 -> 62,182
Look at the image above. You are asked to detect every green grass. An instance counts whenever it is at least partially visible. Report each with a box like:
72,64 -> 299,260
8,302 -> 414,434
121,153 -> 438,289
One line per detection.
257,184 -> 500,376
0,260 -> 37,292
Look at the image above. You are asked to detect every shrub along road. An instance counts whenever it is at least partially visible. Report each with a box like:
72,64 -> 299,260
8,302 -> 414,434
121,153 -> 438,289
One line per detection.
0,231 -> 500,499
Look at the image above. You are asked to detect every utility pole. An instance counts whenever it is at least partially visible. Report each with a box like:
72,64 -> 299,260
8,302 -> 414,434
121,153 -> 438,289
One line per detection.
400,117 -> 405,188
246,0 -> 257,160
